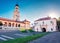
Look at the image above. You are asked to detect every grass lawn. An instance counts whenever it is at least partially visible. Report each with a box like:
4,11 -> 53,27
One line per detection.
0,32 -> 49,43
20,29 -> 35,33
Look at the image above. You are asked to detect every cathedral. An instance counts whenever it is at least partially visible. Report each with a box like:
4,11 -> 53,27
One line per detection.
0,4 -> 30,30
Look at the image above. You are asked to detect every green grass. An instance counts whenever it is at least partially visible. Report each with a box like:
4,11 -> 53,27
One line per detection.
19,28 -> 34,33
19,28 -> 27,33
19,28 -> 26,31
28,29 -> 34,32
21,30 -> 27,33
0,32 -> 49,43
21,29 -> 34,33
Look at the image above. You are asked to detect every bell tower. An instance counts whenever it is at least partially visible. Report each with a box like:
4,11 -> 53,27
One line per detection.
13,4 -> 20,21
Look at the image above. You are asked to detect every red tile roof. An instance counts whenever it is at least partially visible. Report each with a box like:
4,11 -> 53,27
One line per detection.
0,17 -> 24,23
35,17 -> 51,21
35,17 -> 57,21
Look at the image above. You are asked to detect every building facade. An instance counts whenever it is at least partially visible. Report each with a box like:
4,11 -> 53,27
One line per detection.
34,17 -> 57,32
0,4 -> 30,30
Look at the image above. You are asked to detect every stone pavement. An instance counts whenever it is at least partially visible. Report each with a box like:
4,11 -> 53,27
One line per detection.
29,32 -> 60,43
0,30 -> 30,41
0,30 -> 41,41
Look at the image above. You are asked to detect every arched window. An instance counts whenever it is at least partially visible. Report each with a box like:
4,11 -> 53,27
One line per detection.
18,24 -> 20,27
43,21 -> 44,24
9,23 -> 11,27
16,24 -> 17,27
51,28 -> 53,31
50,21 -> 54,25
4,22 -> 7,26
12,23 -> 14,27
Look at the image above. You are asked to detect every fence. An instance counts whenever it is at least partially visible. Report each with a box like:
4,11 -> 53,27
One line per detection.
0,26 -> 20,32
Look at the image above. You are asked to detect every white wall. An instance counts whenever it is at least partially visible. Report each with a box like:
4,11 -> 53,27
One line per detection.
34,18 -> 57,32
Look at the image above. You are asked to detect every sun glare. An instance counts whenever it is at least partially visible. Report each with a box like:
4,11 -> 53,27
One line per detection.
49,12 -> 58,19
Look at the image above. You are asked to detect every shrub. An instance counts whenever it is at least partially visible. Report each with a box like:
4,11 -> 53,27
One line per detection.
28,29 -> 34,32
21,30 -> 27,33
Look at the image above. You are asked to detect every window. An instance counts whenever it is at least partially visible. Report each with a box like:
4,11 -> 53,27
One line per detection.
34,22 -> 37,25
51,28 -> 53,31
18,24 -> 20,27
42,21 -> 44,24
4,22 -> 7,26
50,21 -> 53,23
16,24 -> 17,27
50,21 -> 54,25
12,23 -> 14,27
9,23 -> 11,27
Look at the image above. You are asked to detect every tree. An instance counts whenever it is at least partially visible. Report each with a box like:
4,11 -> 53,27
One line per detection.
57,17 -> 60,31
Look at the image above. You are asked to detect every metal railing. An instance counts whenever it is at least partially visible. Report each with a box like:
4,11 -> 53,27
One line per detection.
0,26 -> 20,31
0,26 -> 20,33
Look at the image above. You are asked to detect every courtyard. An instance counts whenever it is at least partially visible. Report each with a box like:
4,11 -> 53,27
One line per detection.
0,30 -> 48,43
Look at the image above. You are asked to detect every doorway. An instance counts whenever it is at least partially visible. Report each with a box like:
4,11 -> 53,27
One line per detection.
42,28 -> 46,32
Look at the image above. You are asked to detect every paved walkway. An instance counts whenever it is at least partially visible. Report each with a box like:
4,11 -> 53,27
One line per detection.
0,30 -> 30,41
29,32 -> 60,43
0,30 -> 41,41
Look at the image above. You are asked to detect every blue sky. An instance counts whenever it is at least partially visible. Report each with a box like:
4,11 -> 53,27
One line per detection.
0,0 -> 60,23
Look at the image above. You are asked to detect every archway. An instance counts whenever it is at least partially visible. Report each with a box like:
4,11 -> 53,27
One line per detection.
18,24 -> 20,27
42,28 -> 46,32
0,21 -> 3,29
12,23 -> 14,27
16,24 -> 17,27
8,23 -> 11,27
4,22 -> 7,26
0,21 -> 3,26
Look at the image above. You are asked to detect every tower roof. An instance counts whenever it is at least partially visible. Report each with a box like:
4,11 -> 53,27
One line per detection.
16,4 -> 19,6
